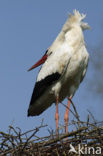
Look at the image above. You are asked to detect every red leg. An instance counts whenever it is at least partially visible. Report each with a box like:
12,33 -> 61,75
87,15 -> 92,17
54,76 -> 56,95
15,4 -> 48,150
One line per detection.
55,95 -> 59,135
64,96 -> 72,133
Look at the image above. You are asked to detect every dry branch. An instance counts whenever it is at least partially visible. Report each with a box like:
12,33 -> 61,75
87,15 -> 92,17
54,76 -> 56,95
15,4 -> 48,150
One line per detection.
0,101 -> 103,156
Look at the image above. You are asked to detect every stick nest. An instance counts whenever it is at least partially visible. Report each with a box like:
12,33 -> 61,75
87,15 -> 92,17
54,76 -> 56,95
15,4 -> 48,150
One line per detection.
0,101 -> 103,156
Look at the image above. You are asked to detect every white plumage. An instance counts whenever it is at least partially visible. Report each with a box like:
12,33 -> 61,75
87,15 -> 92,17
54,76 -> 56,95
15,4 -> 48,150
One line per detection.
27,10 -> 90,133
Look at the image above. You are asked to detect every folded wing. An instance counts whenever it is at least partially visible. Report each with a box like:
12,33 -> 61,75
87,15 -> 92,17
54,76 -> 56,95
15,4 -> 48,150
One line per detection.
29,47 -> 71,106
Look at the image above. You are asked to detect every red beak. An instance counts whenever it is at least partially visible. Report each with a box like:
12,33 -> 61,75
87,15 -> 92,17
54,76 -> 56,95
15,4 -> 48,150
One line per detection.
28,54 -> 47,71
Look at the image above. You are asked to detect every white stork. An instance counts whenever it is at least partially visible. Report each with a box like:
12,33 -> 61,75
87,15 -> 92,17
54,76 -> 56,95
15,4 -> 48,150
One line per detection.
27,10 -> 90,135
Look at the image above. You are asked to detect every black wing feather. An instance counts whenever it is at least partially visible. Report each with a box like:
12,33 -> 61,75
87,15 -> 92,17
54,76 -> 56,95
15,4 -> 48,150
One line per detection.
30,72 -> 61,106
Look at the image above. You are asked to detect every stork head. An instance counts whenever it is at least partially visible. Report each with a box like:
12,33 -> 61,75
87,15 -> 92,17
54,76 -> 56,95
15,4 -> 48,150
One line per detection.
74,10 -> 90,30
62,10 -> 90,32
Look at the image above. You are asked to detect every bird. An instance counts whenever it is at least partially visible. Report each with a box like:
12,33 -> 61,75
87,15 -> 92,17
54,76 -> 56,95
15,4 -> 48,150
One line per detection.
27,10 -> 90,135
